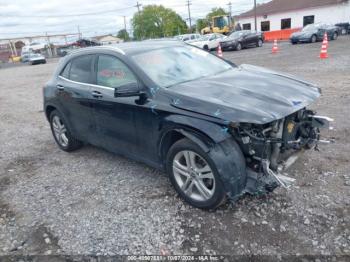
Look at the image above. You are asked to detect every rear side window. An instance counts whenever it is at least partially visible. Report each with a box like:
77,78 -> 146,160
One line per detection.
69,55 -> 94,83
60,62 -> 71,78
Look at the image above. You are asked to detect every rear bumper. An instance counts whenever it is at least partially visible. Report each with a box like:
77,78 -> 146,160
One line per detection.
30,59 -> 46,64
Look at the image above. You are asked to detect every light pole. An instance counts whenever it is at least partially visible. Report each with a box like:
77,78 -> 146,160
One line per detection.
254,0 -> 257,31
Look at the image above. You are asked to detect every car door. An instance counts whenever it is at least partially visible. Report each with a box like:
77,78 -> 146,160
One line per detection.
245,32 -> 257,46
317,25 -> 326,40
208,34 -> 217,49
90,54 -> 140,157
56,54 -> 95,142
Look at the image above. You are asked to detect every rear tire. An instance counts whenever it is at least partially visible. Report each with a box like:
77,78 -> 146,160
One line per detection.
49,110 -> 83,152
166,138 -> 226,209
203,45 -> 209,51
332,32 -> 338,40
256,39 -> 263,47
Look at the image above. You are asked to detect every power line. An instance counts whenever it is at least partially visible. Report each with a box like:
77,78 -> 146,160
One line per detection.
0,6 -> 135,18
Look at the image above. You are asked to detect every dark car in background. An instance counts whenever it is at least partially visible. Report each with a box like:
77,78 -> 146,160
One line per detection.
219,30 -> 263,51
335,22 -> 350,35
43,41 -> 332,209
290,23 -> 341,44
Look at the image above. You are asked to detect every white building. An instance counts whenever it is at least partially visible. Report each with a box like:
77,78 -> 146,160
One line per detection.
236,0 -> 350,32
92,35 -> 124,45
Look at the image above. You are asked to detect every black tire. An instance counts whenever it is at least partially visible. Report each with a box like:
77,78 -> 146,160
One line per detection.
332,32 -> 338,40
256,39 -> 263,47
166,138 -> 226,209
235,42 -> 242,51
203,45 -> 209,51
49,110 -> 83,152
291,41 -> 297,45
310,35 -> 317,43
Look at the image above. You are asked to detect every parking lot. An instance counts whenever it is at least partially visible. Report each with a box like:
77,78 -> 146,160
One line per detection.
0,36 -> 349,257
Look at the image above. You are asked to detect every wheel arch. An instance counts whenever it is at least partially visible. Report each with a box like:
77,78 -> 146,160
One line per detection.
159,115 -> 247,201
158,115 -> 232,165
45,104 -> 57,121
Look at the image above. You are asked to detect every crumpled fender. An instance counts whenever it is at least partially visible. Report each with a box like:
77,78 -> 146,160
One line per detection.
161,114 -> 231,144
208,138 -> 247,200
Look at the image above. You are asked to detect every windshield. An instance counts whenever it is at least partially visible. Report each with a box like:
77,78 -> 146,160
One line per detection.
198,34 -> 212,41
228,31 -> 246,38
132,46 -> 232,88
302,24 -> 318,32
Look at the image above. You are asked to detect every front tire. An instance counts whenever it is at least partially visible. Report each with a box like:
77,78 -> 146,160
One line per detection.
311,35 -> 317,43
166,139 -> 226,209
256,39 -> 263,47
235,42 -> 242,51
49,110 -> 83,152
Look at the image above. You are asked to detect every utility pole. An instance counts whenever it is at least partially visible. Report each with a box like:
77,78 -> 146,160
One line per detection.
46,32 -> 53,57
77,25 -> 81,39
186,0 -> 192,32
135,1 -> 143,40
254,0 -> 257,31
123,16 -> 127,41
227,2 -> 232,27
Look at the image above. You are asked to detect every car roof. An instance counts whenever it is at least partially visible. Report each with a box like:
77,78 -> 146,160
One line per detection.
69,40 -> 185,56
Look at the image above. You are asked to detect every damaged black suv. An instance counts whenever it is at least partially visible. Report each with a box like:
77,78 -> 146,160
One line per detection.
44,41 -> 332,209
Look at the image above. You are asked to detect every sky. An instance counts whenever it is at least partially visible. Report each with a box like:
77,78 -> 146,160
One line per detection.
0,0 -> 271,40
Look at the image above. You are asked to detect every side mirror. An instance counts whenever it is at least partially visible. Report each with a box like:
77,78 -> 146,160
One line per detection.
114,82 -> 142,97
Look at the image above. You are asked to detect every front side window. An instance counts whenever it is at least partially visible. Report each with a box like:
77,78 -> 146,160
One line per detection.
132,46 -> 232,88
97,55 -> 137,88
69,55 -> 94,83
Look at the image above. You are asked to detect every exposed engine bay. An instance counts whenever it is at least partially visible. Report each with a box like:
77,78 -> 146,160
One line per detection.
231,108 -> 334,193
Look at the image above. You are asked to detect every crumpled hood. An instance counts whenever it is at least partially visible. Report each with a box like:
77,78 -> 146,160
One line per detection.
168,64 -> 321,124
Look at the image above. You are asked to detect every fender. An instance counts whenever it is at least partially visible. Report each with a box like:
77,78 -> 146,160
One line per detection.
159,115 -> 247,200
161,114 -> 231,143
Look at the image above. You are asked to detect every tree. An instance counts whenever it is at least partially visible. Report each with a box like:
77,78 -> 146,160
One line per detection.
132,5 -> 188,40
196,8 -> 228,33
117,29 -> 130,41
196,18 -> 209,32
206,7 -> 227,21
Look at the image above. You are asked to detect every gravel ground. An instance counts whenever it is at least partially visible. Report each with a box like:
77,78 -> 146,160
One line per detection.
0,36 -> 349,258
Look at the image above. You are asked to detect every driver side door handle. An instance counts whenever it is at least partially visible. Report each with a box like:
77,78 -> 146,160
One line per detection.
91,90 -> 103,98
56,85 -> 65,90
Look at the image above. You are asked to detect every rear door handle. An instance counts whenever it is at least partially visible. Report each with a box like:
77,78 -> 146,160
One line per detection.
56,85 -> 64,90
91,90 -> 103,98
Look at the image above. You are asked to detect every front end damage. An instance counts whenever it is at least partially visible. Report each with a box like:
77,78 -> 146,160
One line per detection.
230,108 -> 334,195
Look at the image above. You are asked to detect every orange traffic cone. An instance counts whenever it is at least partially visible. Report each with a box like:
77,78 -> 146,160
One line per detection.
272,39 -> 279,54
320,33 -> 328,59
217,43 -> 223,57
324,32 -> 328,47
